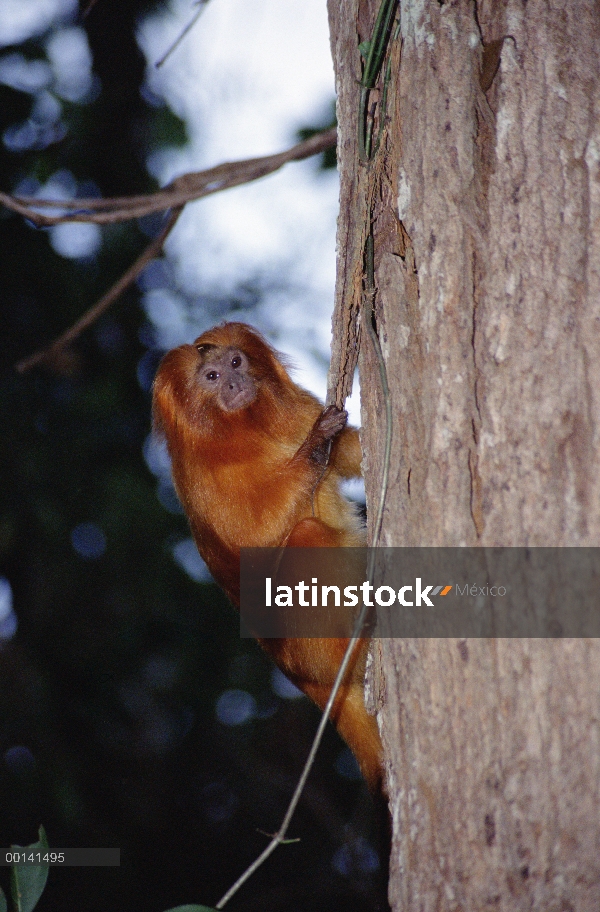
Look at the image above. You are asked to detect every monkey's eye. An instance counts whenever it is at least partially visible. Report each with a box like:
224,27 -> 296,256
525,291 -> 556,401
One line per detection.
206,371 -> 219,382
231,356 -> 242,369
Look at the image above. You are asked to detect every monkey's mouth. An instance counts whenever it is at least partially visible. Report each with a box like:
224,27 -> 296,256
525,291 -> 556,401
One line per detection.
221,387 -> 254,412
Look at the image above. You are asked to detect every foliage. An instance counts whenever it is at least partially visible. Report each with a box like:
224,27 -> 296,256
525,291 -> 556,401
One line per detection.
9,828 -> 49,912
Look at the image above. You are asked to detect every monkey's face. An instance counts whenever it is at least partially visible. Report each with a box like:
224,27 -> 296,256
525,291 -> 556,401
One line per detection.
195,344 -> 257,412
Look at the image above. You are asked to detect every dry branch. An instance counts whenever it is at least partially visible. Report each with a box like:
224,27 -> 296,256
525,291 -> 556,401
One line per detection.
10,127 -> 337,373
16,209 -> 182,374
1,128 -> 337,227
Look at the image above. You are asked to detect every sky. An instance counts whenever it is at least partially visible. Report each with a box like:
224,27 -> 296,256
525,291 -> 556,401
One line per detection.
138,0 -> 356,411
0,0 -> 362,414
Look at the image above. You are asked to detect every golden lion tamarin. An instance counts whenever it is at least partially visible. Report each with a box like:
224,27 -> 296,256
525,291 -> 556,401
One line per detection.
152,322 -> 382,789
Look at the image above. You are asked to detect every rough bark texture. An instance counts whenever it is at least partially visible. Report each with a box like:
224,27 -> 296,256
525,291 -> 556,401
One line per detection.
328,0 -> 600,908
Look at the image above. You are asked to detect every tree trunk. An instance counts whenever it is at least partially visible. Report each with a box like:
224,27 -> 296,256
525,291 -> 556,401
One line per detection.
328,0 -> 600,908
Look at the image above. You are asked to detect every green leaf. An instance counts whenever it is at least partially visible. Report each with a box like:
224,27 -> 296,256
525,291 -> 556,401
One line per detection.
358,40 -> 371,59
0,885 -> 7,912
9,827 -> 50,912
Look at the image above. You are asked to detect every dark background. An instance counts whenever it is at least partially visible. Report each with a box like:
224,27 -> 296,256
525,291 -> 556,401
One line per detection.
0,2 -> 381,910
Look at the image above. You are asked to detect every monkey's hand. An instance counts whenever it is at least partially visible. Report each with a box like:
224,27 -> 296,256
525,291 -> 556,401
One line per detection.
295,405 -> 348,468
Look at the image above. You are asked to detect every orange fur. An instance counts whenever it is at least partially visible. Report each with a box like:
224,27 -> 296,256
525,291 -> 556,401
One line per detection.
153,322 -> 382,789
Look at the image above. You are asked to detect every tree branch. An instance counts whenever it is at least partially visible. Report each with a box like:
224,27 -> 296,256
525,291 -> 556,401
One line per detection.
11,127 -> 337,373
1,128 -> 337,227
16,209 -> 183,374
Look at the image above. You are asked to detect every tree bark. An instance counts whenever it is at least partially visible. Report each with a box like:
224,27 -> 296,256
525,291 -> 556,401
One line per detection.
328,0 -> 600,908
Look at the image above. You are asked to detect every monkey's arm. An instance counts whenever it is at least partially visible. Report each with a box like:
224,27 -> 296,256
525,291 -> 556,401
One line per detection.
290,404 -> 348,469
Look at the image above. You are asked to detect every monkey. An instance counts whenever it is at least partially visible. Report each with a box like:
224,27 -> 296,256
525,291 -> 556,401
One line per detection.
152,322 -> 382,790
